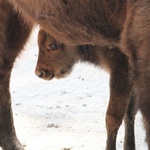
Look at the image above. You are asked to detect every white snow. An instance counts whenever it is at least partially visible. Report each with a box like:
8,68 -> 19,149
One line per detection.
8,27 -> 147,149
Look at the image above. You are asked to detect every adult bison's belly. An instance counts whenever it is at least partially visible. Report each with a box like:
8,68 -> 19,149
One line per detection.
9,0 -> 122,45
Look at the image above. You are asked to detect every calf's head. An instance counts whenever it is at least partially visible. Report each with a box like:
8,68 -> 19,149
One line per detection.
35,29 -> 78,80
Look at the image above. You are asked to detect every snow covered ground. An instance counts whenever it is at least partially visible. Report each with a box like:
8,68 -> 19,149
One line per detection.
8,27 -> 147,150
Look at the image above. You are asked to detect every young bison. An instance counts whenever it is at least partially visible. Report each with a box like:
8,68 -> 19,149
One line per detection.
1,0 -> 150,149
35,29 -> 135,150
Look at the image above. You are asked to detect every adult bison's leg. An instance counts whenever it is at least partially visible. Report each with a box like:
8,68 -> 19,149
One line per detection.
121,1 -> 150,149
0,2 -> 33,150
105,48 -> 133,150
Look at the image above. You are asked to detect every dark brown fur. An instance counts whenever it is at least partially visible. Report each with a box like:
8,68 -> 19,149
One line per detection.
9,0 -> 126,46
1,0 -> 150,149
0,1 -> 33,149
35,29 -> 135,150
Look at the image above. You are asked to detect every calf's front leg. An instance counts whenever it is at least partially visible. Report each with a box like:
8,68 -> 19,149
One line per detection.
105,51 -> 134,150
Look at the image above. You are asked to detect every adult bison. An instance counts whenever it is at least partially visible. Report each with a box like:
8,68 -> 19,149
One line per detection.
0,0 -> 150,149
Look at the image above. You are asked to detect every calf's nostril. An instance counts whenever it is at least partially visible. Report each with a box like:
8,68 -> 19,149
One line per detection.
39,71 -> 44,77
35,70 -> 45,78
35,69 -> 55,80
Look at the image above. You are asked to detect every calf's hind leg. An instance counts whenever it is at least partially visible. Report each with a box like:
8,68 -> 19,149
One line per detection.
0,2 -> 32,150
124,93 -> 136,150
105,48 -> 134,150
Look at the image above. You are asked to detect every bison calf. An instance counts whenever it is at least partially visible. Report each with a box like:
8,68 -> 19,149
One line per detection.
35,29 -> 135,150
2,0 -> 150,149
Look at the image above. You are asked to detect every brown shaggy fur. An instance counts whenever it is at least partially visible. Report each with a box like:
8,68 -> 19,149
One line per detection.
9,0 -> 126,46
0,0 -> 150,149
35,29 -> 135,150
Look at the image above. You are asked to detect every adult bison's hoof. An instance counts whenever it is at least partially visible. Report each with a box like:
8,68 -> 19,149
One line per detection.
1,137 -> 24,150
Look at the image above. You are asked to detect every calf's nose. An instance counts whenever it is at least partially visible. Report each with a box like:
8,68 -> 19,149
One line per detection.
35,69 -> 45,78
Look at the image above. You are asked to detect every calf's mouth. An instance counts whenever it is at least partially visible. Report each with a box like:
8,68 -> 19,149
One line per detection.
35,66 -> 73,80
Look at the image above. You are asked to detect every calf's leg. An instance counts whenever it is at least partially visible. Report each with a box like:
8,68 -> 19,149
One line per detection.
124,93 -> 136,150
105,48 -> 134,150
0,2 -> 32,149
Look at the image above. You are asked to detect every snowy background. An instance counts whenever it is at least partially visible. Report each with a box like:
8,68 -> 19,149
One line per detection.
7,27 -> 147,149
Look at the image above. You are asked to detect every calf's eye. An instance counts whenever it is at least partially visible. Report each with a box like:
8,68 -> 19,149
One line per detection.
48,43 -> 59,51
